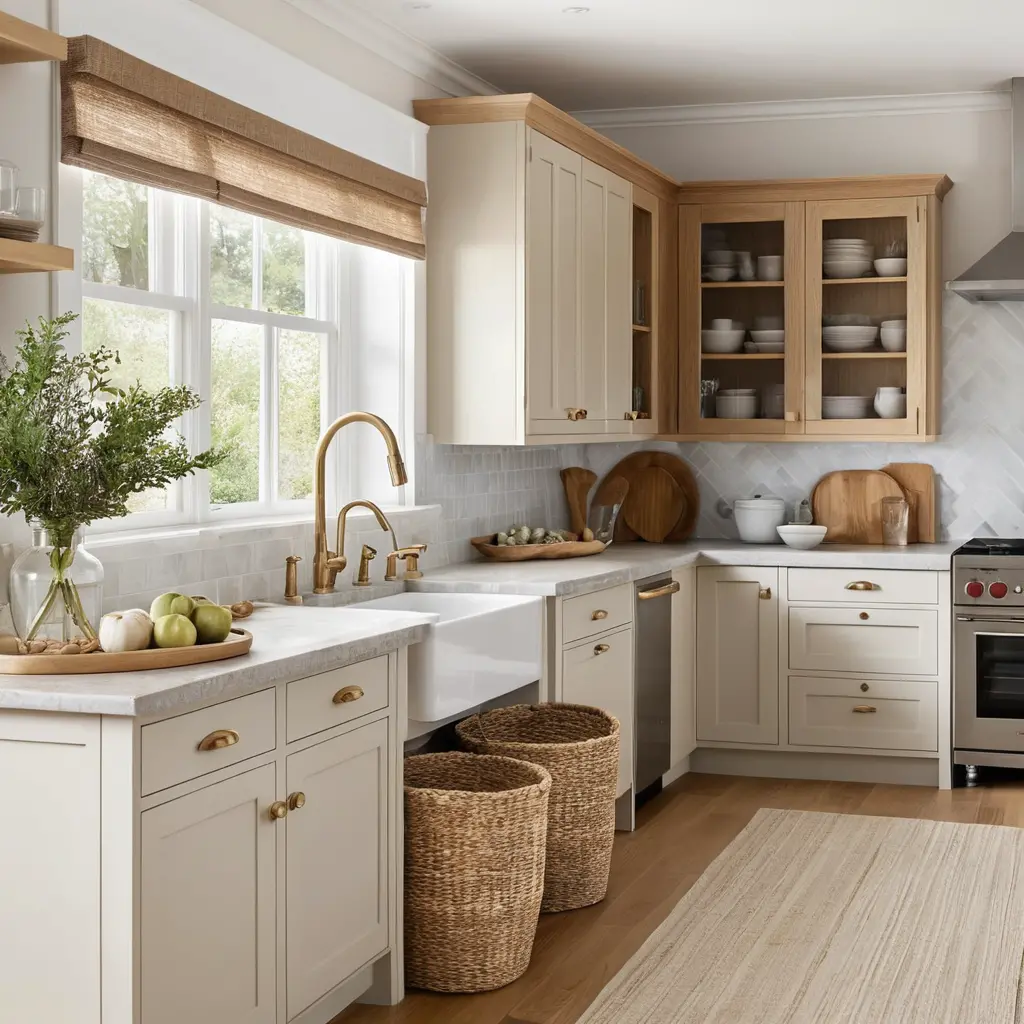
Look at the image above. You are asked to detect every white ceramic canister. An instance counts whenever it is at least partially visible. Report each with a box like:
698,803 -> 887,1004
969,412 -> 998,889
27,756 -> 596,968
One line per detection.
730,495 -> 787,544
874,387 -> 907,419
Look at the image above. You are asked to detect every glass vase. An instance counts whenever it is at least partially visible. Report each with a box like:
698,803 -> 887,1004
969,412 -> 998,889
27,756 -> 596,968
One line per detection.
9,526 -> 104,642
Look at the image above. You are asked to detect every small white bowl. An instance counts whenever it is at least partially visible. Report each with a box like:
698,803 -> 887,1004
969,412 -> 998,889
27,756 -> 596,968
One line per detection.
706,249 -> 736,265
823,259 -> 873,279
716,394 -> 758,419
874,257 -> 908,277
757,255 -> 783,281
754,314 -> 784,331
706,266 -> 736,282
750,329 -> 785,343
777,525 -> 828,549
880,328 -> 908,352
881,319 -> 907,329
701,329 -> 746,353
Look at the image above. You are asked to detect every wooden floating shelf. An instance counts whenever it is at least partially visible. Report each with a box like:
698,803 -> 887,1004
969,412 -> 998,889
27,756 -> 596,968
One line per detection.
821,276 -> 907,285
632,323 -> 652,333
0,11 -> 67,64
821,351 -> 907,360
701,280 -> 785,289
701,353 -> 785,361
0,238 -> 75,274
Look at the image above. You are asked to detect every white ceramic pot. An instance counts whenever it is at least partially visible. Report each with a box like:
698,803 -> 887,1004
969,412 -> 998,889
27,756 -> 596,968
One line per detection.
874,387 -> 907,419
728,495 -> 787,544
757,255 -> 783,281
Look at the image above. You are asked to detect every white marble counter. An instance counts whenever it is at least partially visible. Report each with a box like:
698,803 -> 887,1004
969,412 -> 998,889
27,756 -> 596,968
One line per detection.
409,540 -> 960,598
0,605 -> 432,717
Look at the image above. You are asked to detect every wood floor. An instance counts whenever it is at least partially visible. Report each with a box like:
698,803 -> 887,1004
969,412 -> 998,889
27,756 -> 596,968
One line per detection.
336,771 -> 1024,1024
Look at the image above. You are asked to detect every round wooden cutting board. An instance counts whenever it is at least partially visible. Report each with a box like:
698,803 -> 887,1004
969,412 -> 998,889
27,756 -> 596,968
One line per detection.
593,452 -> 699,543
623,466 -> 685,543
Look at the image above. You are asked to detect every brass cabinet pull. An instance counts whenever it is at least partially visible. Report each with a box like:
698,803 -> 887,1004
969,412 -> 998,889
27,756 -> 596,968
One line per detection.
859,612 -> 870,621
845,581 -> 880,592
565,407 -> 587,421
197,729 -> 239,752
269,801 -> 289,821
288,791 -> 306,811
638,581 -> 681,601
759,587 -> 772,600
594,643 -> 610,655
592,609 -> 608,621
333,685 -> 365,705
852,705 -> 877,714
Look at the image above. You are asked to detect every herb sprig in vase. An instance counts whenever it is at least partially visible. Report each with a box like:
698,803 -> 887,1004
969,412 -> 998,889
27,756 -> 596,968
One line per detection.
0,313 -> 224,641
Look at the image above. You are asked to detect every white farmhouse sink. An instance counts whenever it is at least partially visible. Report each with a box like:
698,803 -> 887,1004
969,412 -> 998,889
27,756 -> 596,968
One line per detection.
356,593 -> 543,723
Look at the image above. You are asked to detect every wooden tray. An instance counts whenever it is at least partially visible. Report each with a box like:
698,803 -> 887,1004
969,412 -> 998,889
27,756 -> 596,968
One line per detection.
0,628 -> 253,675
471,536 -> 607,561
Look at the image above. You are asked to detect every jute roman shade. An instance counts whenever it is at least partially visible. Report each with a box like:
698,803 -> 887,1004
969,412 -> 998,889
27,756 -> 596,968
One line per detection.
61,36 -> 426,259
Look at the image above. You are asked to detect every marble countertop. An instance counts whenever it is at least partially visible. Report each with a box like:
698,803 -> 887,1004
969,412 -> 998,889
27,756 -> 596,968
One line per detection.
409,540 -> 960,598
0,605 -> 432,718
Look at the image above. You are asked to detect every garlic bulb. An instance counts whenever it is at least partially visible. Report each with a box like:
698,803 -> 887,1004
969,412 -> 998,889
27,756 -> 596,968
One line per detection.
99,609 -> 154,653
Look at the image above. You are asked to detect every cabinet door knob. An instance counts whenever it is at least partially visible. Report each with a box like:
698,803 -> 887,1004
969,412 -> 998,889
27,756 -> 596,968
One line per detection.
594,643 -> 610,655
759,587 -> 772,600
269,801 -> 289,821
860,683 -> 870,693
288,791 -> 306,811
859,611 -> 870,621
845,581 -> 880,592
592,609 -> 608,621
333,685 -> 365,704
197,729 -> 239,752
852,705 -> 877,714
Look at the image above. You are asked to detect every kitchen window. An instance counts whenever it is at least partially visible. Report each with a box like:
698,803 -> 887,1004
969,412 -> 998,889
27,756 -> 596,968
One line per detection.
79,170 -> 412,531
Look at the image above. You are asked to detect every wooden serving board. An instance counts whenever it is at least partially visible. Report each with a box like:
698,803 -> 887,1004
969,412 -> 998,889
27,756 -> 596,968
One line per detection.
882,463 -> 936,543
560,467 -> 597,536
624,466 -> 685,542
593,452 -> 699,543
0,628 -> 253,675
812,471 -> 906,544
471,537 -> 606,561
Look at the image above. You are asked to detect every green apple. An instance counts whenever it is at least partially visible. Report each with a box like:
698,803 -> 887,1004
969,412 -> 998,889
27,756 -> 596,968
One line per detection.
152,613 -> 198,649
191,603 -> 233,644
190,595 -> 212,606
150,592 -> 196,620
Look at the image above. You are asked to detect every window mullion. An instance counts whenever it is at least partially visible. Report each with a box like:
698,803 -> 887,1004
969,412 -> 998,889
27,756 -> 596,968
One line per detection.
252,217 -> 264,312
262,323 -> 278,506
193,200 -> 212,523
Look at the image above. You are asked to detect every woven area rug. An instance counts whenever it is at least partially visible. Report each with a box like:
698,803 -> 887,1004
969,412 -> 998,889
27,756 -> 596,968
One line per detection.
579,808 -> 1024,1023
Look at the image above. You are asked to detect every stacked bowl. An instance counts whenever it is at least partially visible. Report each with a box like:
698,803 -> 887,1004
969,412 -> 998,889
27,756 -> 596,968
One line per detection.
823,238 -> 873,279
822,395 -> 872,419
702,317 -> 745,353
703,249 -> 736,282
822,322 -> 878,352
880,319 -> 907,351
716,388 -> 758,419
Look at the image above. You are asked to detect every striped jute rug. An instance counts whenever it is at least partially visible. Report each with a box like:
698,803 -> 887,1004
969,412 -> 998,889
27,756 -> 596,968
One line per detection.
579,808 -> 1024,1023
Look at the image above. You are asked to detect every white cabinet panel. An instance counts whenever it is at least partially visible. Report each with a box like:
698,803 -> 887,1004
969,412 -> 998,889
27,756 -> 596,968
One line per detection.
562,582 -> 633,644
696,566 -> 779,745
787,568 -> 938,605
141,764 -> 277,1024
286,719 -> 389,1019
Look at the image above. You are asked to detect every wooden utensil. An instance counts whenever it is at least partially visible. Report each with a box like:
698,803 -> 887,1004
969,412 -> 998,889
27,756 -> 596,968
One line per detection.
812,471 -> 906,544
882,463 -> 936,543
560,467 -> 598,536
593,452 -> 700,543
624,466 -> 685,543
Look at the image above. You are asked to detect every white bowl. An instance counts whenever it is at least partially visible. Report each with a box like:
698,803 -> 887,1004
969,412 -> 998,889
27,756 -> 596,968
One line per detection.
823,259 -> 873,278
716,394 -> 758,419
750,329 -> 785,343
705,249 -> 736,264
881,319 -> 907,328
880,328 -> 907,352
706,266 -> 736,282
777,525 -> 828,549
874,257 -> 907,277
750,341 -> 785,353
757,256 -> 783,281
823,338 -> 877,352
701,329 -> 746,353
822,395 -> 872,419
823,313 -> 873,327
874,391 -> 907,419
754,314 -> 784,330
719,388 -> 757,395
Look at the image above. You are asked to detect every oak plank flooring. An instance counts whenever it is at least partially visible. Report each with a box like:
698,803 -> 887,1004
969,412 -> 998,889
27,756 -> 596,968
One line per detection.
336,772 -> 1024,1024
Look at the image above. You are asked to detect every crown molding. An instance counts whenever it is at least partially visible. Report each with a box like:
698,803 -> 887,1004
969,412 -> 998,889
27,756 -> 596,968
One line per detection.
281,0 -> 500,98
574,90 -> 1011,128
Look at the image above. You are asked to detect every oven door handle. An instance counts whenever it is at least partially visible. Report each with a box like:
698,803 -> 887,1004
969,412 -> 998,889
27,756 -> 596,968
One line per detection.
957,615 -> 1024,625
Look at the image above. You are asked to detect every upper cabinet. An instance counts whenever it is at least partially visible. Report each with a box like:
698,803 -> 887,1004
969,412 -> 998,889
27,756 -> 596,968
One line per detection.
677,176 -> 951,442
415,95 -> 678,445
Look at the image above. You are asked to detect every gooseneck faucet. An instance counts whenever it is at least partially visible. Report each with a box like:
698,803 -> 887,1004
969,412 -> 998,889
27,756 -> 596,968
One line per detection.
312,413 -> 408,594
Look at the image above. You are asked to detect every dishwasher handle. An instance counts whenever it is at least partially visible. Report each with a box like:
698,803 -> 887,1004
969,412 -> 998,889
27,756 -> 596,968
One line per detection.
637,580 -> 680,601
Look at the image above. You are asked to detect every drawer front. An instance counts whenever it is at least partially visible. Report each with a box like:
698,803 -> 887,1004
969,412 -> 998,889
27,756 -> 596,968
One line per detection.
787,568 -> 938,606
286,656 -> 389,743
562,583 -> 633,644
789,676 -> 938,752
562,626 -> 633,797
789,606 -> 938,676
141,688 -> 276,796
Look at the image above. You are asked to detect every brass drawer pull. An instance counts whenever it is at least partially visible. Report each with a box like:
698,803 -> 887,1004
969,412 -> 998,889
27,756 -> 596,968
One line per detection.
565,407 -> 587,421
288,791 -> 306,811
859,612 -> 870,620
594,643 -> 610,655
197,729 -> 239,752
592,609 -> 608,621
852,705 -> 877,714
269,801 -> 288,821
759,587 -> 772,600
638,581 -> 681,601
333,685 -> 365,705
845,581 -> 880,592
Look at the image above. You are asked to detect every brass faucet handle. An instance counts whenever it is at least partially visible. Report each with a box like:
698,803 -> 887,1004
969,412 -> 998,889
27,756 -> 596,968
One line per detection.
284,554 -> 303,605
355,545 -> 377,587
385,544 -> 428,582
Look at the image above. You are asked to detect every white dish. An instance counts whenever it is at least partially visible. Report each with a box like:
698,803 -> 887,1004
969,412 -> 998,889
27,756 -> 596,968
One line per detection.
719,388 -> 757,395
750,341 -> 785,353
716,394 -> 758,419
823,338 -> 877,352
754,314 -> 784,330
823,313 -> 873,327
822,395 -> 872,419
701,329 -> 746,353
874,257 -> 907,277
823,325 -> 879,341
705,250 -> 736,265
777,525 -> 828,550
881,319 -> 907,328
823,259 -> 873,278
749,329 -> 785,343
757,255 -> 783,281
705,266 -> 736,282
880,327 -> 907,351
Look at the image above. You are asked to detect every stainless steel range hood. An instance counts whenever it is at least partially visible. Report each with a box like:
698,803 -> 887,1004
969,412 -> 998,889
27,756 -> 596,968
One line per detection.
948,78 -> 1024,302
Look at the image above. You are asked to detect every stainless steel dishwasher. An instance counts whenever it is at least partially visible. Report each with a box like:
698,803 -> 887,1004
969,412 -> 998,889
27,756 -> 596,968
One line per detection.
634,573 -> 677,801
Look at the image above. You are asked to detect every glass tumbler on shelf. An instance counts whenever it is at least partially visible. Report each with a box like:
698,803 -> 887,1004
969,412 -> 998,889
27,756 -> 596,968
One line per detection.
15,186 -> 45,223
0,160 -> 17,215
880,497 -> 910,547
9,526 -> 104,642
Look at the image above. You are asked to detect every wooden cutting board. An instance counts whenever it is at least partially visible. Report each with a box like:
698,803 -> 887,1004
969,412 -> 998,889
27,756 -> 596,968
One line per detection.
812,470 -> 906,544
882,463 -> 936,543
560,467 -> 597,536
624,466 -> 685,543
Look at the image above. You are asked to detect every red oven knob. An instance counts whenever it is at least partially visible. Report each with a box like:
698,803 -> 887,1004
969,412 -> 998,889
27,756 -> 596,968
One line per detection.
965,581 -> 984,598
990,582 -> 1009,599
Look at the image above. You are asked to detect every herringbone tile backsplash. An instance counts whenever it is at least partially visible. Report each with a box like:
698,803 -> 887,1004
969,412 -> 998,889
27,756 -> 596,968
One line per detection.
423,294 -> 1024,553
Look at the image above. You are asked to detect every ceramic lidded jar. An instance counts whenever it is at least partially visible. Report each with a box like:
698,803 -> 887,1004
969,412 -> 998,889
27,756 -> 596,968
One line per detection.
731,495 -> 787,544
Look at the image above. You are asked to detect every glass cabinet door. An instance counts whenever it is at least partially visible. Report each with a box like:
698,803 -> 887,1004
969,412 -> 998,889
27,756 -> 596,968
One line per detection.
680,202 -> 803,435
804,196 -> 926,436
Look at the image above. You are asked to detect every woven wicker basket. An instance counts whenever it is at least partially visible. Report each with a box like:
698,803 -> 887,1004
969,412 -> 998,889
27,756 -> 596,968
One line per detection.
404,751 -> 551,993
456,703 -> 620,913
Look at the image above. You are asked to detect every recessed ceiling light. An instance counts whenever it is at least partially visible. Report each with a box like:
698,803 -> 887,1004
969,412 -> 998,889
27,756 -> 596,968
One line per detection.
562,5 -> 591,12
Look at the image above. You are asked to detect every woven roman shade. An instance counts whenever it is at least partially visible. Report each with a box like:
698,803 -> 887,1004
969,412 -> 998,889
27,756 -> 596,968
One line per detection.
61,36 -> 426,259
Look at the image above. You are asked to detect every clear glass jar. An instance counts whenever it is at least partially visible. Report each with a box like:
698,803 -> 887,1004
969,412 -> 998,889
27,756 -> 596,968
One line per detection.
9,527 -> 104,642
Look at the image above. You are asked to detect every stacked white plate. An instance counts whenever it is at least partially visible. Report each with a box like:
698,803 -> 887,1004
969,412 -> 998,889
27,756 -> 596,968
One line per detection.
822,324 -> 879,352
822,395 -> 872,419
823,238 -> 873,279
746,329 -> 785,353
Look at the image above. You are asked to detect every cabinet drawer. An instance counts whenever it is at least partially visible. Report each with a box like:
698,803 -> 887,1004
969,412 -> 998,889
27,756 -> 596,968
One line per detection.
141,688 -> 276,796
789,606 -> 938,676
562,626 -> 633,797
562,583 -> 633,644
787,568 -> 938,605
286,657 -> 389,743
789,676 -> 937,752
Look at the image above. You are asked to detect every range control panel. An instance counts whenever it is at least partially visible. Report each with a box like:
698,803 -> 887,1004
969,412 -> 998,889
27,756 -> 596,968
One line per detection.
954,560 -> 1024,606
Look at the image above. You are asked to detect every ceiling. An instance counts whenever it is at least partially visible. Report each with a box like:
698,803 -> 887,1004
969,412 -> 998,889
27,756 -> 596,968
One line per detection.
341,0 -> 1024,111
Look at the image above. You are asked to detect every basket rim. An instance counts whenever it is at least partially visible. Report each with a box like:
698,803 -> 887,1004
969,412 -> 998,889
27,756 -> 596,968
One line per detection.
403,750 -> 552,796
456,703 -> 620,751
